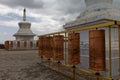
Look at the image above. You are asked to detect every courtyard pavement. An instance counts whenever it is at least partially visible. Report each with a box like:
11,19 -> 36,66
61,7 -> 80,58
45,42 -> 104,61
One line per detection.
0,49 -> 71,80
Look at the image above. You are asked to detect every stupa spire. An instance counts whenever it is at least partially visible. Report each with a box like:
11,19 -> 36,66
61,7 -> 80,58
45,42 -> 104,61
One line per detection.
23,8 -> 26,21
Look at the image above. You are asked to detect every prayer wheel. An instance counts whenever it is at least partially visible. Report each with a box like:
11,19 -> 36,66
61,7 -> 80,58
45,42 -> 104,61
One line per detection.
36,40 -> 39,47
5,41 -> 9,49
49,37 -> 54,58
30,41 -> 33,48
39,36 -> 45,56
68,33 -> 80,65
45,37 -> 49,58
45,37 -> 54,58
89,30 -> 106,71
17,41 -> 20,48
53,35 -> 64,61
10,41 -> 13,48
24,41 -> 27,48
38,38 -> 41,56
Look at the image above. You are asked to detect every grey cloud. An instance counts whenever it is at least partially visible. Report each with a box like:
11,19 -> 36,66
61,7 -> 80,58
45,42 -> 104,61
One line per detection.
34,0 -> 86,24
52,17 -> 66,23
0,0 -> 44,9
31,0 -> 85,17
56,0 -> 86,15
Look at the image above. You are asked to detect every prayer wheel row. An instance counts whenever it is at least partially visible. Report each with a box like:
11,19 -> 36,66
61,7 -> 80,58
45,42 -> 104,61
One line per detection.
4,40 -> 36,49
38,30 -> 106,71
38,34 -> 80,63
5,41 -> 13,49
39,36 -> 64,60
17,41 -> 29,48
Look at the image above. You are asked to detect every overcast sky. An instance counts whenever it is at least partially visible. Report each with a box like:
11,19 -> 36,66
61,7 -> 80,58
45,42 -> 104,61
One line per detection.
0,0 -> 120,43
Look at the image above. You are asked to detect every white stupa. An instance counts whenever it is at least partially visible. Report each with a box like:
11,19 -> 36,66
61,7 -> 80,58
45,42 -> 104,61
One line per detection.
13,9 -> 36,40
64,0 -> 120,29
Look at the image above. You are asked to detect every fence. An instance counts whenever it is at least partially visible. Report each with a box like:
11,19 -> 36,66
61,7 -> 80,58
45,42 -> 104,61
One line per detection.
37,21 -> 120,80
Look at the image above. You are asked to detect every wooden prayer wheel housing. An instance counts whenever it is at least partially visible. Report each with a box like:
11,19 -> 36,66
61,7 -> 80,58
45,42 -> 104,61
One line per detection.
68,33 -> 80,65
5,41 -> 9,49
36,40 -> 39,47
49,37 -> 54,58
38,36 -> 46,57
10,41 -> 13,48
45,37 -> 54,58
17,41 -> 20,48
30,41 -> 33,48
24,40 -> 27,48
89,30 -> 106,71
53,35 -> 64,61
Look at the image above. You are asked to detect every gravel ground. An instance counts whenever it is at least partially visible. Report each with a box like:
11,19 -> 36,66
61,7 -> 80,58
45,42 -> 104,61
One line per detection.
0,49 -> 71,80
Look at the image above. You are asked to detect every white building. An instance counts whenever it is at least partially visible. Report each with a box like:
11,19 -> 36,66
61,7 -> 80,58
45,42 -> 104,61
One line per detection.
64,0 -> 120,79
64,0 -> 120,29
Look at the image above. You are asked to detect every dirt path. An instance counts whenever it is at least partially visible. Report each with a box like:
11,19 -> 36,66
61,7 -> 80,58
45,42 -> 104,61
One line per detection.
0,49 -> 71,80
